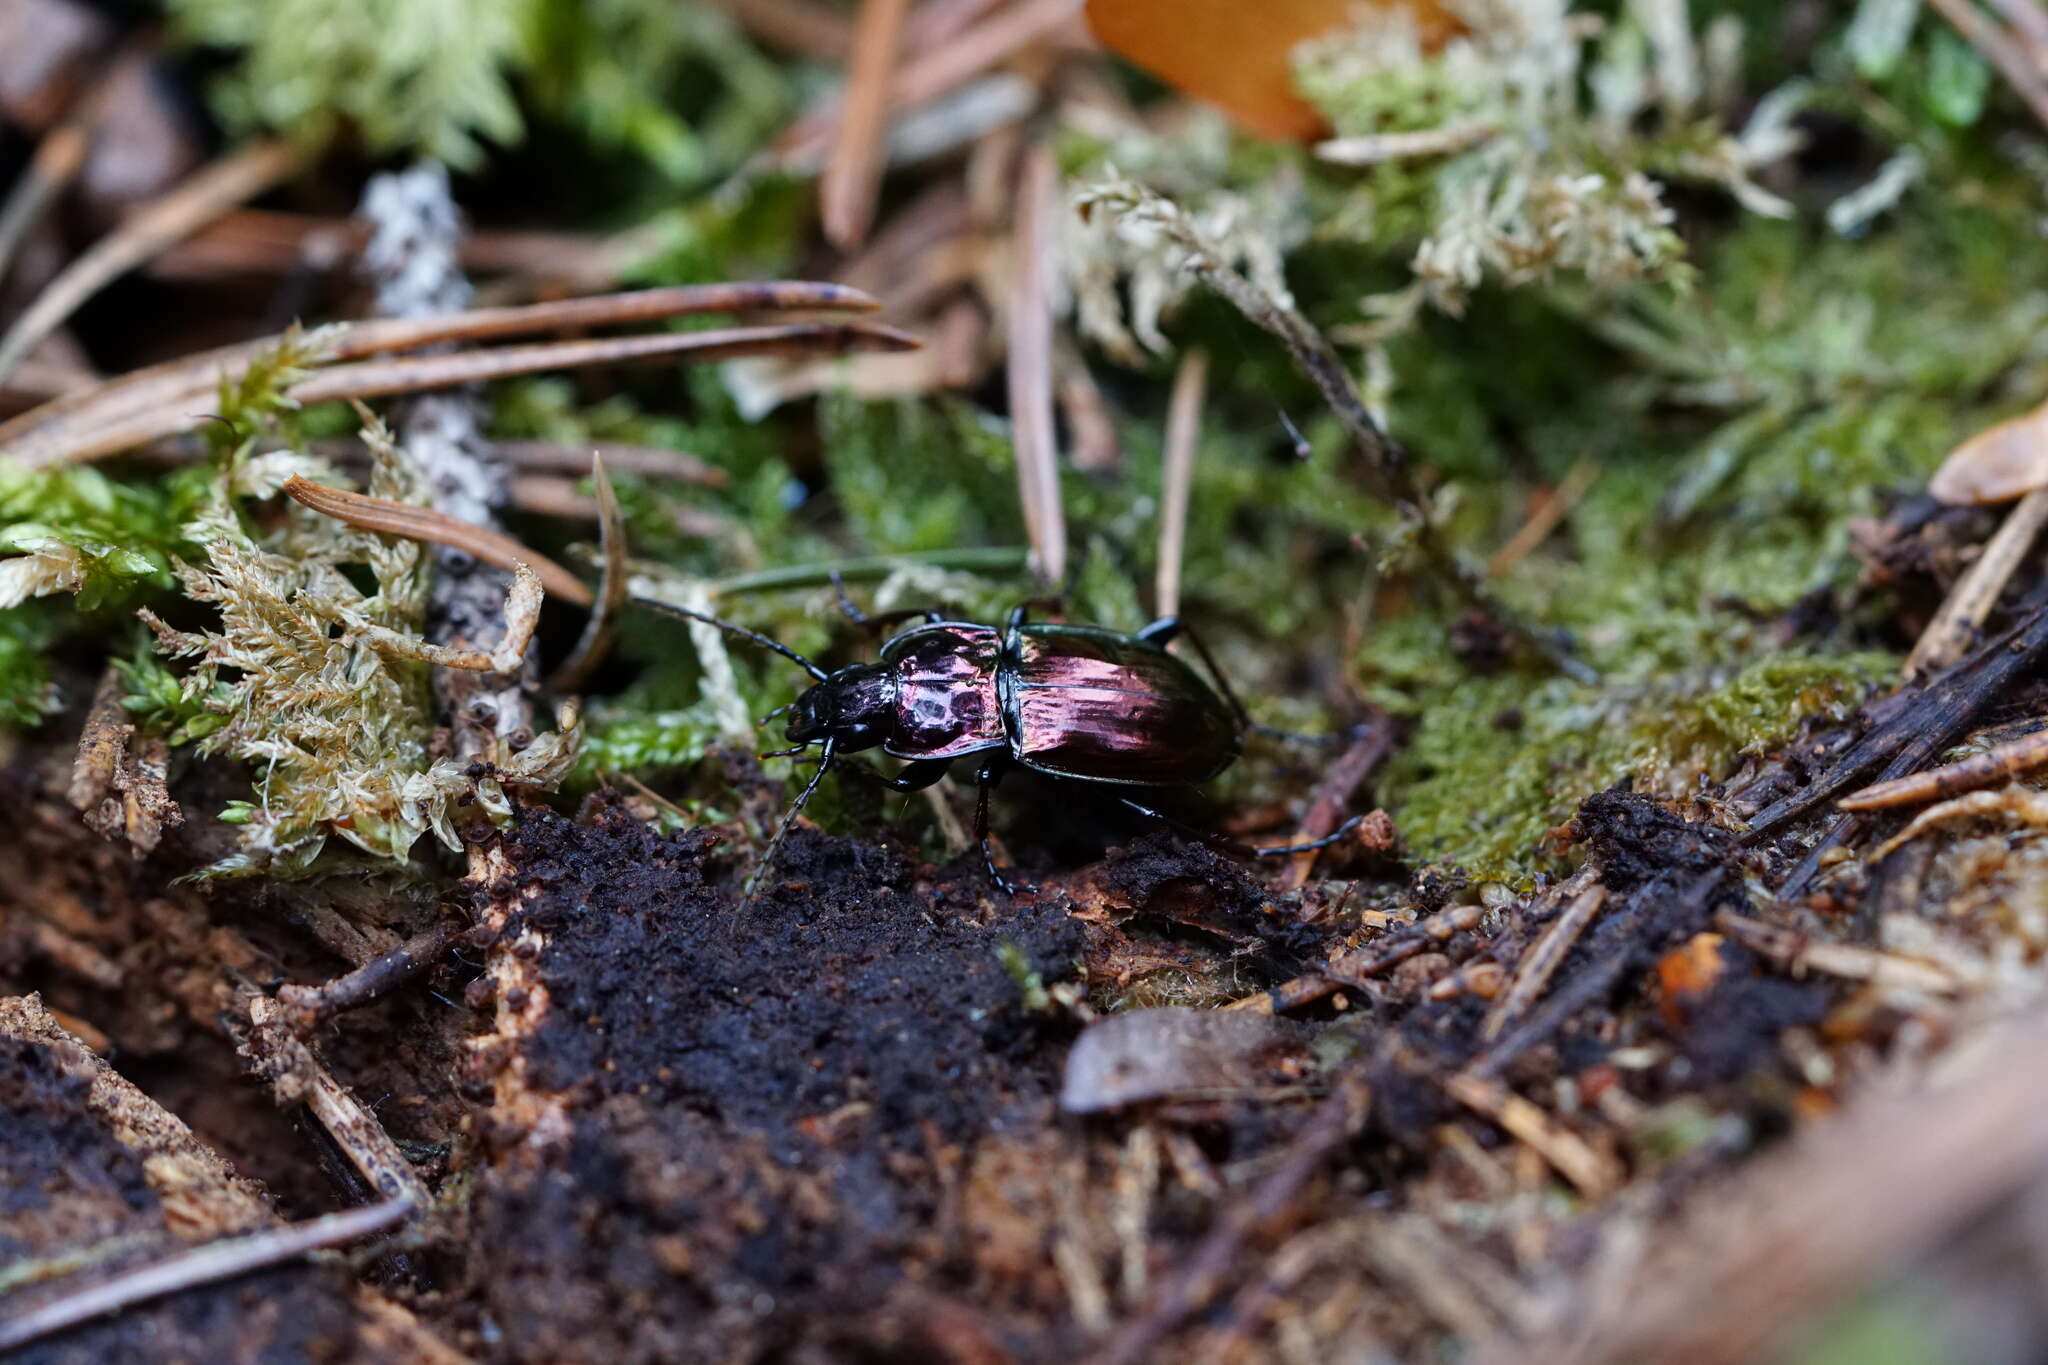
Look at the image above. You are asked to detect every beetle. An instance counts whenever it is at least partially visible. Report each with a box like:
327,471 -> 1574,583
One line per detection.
635,594 -> 1367,897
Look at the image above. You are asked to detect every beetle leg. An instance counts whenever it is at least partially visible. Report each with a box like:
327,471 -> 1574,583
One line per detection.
1142,618 -> 1253,732
742,736 -> 838,906
830,572 -> 944,636
1118,798 -> 1370,863
971,757 -> 1026,895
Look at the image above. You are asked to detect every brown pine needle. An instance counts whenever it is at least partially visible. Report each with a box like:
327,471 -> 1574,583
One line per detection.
281,474 -> 593,607
284,320 -> 919,406
1840,724 -> 2048,811
0,138 -> 301,388
547,454 -> 631,694
0,305 -> 904,468
1007,141 -> 1066,587
0,1197 -> 413,1354
780,0 -> 1084,166
1154,347 -> 1207,619
1481,882 -> 1609,1041
1443,1072 -> 1623,1199
1488,457 -> 1598,579
824,0 -> 914,250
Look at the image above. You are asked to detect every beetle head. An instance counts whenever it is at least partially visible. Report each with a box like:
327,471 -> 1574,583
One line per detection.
787,664 -> 894,752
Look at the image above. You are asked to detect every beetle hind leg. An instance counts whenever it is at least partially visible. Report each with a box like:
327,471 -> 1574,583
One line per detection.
1117,798 -> 1369,864
972,757 -> 1029,896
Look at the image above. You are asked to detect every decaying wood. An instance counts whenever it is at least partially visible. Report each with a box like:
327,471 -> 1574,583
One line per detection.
238,990 -> 429,1206
68,665 -> 182,857
1746,580 -> 2048,838
1488,1006 -> 2048,1365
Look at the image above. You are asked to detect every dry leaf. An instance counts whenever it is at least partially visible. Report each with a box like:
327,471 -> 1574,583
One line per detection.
1083,0 -> 1460,141
1929,400 -> 2048,505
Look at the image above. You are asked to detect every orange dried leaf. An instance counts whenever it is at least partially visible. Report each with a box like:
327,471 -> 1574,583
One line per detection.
1083,0 -> 1460,141
1656,932 -> 1728,1028
1930,400 -> 2048,505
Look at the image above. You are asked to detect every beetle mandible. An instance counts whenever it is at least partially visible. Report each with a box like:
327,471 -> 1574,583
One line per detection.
635,593 -> 1366,897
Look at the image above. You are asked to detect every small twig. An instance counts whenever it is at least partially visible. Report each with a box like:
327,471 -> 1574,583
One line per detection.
1906,485 -> 2048,680
0,139 -> 300,387
282,474 -> 592,606
1236,902 -> 1483,1012
824,0 -> 914,249
1488,457 -> 1598,580
1008,140 -> 1067,587
242,993 -> 429,1204
1315,122 -> 1498,167
1841,723 -> 2048,811
1154,347 -> 1208,619
276,919 -> 465,1029
1443,1072 -> 1623,1198
0,1198 -> 413,1355
547,454 -> 631,693
710,0 -> 855,57
1714,912 -> 1962,997
0,36 -> 132,284
1084,1079 -> 1373,1365
778,0 -> 1083,167
1481,882 -> 1609,1041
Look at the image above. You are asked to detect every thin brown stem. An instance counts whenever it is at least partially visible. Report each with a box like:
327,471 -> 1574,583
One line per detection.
1008,140 -> 1066,587
0,1198 -> 414,1354
547,454 -> 631,693
0,139 -> 301,387
1154,347 -> 1207,619
824,0 -> 914,249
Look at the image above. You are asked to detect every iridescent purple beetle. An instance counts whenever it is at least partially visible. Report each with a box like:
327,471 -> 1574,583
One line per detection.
636,595 -> 1364,896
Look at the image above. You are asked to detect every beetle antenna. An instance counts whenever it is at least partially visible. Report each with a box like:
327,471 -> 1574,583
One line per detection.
631,596 -> 829,681
741,736 -> 837,907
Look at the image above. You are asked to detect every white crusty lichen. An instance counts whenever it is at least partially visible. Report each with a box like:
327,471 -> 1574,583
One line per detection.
143,416 -> 577,876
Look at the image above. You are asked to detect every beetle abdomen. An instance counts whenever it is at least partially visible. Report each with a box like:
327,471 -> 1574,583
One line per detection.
1003,626 -> 1238,785
881,624 -> 1007,759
